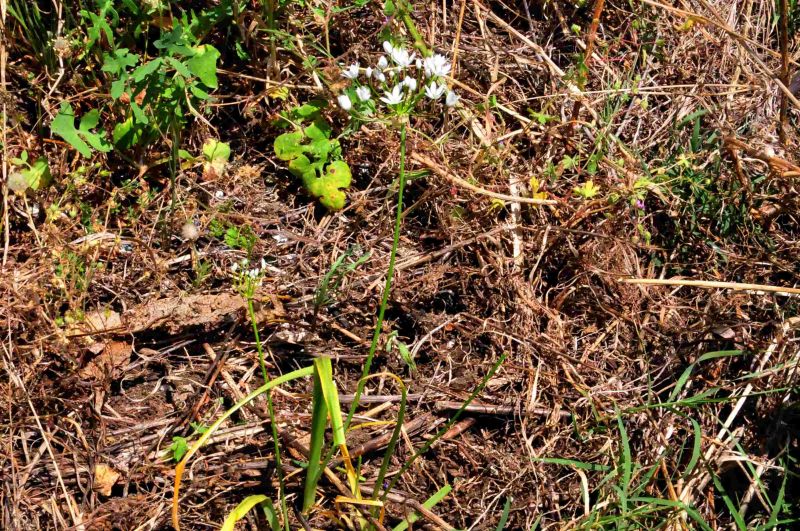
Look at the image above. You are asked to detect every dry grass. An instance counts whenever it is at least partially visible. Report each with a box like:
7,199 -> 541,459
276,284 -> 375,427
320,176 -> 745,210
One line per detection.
2,0 -> 800,529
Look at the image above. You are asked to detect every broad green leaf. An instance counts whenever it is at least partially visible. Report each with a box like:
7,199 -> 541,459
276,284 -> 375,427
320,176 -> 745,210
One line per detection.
8,158 -> 52,193
274,131 -> 306,160
170,436 -> 189,462
202,138 -> 231,163
186,44 -> 220,88
51,102 -> 112,158
110,79 -> 127,100
112,116 -> 143,148
303,160 -> 351,211
221,495 -> 269,531
132,58 -> 162,82
304,120 -> 331,141
102,48 -> 139,75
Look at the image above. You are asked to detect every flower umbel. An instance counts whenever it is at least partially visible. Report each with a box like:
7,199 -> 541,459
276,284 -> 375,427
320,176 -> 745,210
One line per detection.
356,86 -> 371,102
389,46 -> 415,69
423,54 -> 451,78
380,84 -> 405,105
342,63 -> 360,80
424,81 -> 446,100
337,94 -> 353,111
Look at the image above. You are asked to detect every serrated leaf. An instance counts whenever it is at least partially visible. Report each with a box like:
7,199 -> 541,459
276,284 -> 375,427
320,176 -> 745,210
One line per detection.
186,44 -> 220,88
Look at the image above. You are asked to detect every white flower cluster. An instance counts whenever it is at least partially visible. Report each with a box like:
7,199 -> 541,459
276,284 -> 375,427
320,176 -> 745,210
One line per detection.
231,258 -> 267,280
336,41 -> 459,114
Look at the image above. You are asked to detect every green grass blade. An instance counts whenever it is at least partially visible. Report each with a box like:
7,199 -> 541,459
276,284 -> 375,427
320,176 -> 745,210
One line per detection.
172,365 -> 314,530
392,484 -> 451,531
495,496 -> 512,530
683,418 -> 703,479
531,457 -> 611,472
629,497 -> 712,531
221,495 -> 269,531
669,350 -> 743,402
764,460 -> 788,529
616,408 -> 632,518
711,470 -> 747,530
262,498 -> 280,531
303,360 -> 329,512
386,353 -> 506,496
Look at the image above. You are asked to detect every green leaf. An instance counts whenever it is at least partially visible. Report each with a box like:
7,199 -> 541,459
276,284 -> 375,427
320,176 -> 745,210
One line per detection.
8,158 -> 52,193
170,436 -> 189,462
203,139 -> 231,178
102,48 -> 139,75
51,102 -> 112,158
112,116 -> 143,149
303,160 -> 351,211
221,495 -> 269,531
131,58 -> 162,83
186,44 -> 220,88
202,138 -> 231,162
274,131 -> 306,161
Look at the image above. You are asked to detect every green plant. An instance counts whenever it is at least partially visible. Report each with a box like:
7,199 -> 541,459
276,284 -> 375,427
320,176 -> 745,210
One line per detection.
202,138 -> 232,178
8,151 -> 52,193
51,102 -> 113,158
273,102 -> 352,210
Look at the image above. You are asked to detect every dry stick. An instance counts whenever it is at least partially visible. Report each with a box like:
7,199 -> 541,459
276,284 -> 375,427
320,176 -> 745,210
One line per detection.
1,0 -> 8,266
411,153 -> 557,205
619,277 -> 800,296
650,0 -> 800,112
678,318 -> 800,509
434,401 -> 571,420
568,0 -> 606,140
779,0 -> 789,145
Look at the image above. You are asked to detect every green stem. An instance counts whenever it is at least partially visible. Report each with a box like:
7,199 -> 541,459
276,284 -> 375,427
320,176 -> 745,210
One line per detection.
398,1 -> 430,56
345,120 -> 407,430
247,297 -> 290,531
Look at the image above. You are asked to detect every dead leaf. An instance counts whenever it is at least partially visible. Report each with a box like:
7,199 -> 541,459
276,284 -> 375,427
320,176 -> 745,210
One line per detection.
94,463 -> 120,496
80,341 -> 132,381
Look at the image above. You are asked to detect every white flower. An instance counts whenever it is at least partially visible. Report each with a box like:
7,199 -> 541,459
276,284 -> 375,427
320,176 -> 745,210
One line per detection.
383,41 -> 394,55
365,66 -> 373,78
356,86 -> 371,102
337,94 -> 352,111
445,89 -> 459,107
380,84 -> 404,105
214,190 -> 225,199
260,258 -> 267,269
377,56 -> 388,70
390,46 -> 415,69
423,54 -> 451,78
415,58 -> 422,69
342,63 -> 360,79
424,81 -> 446,100
402,76 -> 417,92
373,70 -> 386,83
